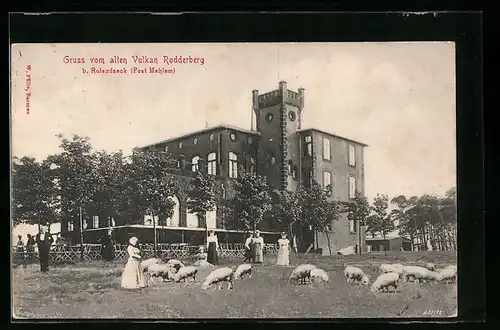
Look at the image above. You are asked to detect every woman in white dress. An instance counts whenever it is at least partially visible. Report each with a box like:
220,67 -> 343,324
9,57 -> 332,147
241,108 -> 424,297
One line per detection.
276,232 -> 290,266
121,237 -> 148,289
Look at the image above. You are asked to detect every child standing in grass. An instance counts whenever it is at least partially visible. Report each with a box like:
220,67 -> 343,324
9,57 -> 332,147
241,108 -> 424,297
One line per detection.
121,237 -> 147,290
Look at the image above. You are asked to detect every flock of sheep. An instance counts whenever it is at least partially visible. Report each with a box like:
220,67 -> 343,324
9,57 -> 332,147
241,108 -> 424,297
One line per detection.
140,257 -> 457,294
343,262 -> 458,293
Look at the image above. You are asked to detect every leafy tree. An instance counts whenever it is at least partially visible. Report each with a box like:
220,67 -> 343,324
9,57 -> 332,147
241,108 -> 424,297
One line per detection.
345,190 -> 370,228
225,166 -> 272,232
12,156 -> 60,229
186,171 -> 218,237
300,181 -> 345,256
367,193 -> 394,240
128,148 -> 178,256
270,188 -> 303,237
47,134 -> 100,235
390,195 -> 419,250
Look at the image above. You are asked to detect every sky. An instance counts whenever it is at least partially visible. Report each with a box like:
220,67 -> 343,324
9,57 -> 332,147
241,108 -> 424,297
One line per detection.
11,42 -> 456,205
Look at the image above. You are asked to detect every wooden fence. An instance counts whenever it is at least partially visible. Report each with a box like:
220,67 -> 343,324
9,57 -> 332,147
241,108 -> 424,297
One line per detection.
12,243 -> 279,265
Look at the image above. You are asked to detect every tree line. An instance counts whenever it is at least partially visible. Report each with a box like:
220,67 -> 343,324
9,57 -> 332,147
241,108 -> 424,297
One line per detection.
12,134 -> 456,252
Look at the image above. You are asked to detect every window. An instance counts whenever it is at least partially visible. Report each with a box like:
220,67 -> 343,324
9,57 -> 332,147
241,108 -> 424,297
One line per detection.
176,160 -> 181,168
249,156 -> 256,175
229,152 -> 238,178
292,165 -> 298,180
207,153 -> 217,175
68,220 -> 74,232
210,133 -> 214,141
304,135 -> 312,156
164,145 -> 168,152
323,171 -> 331,189
247,136 -> 252,144
349,219 -> 356,233
191,156 -> 200,172
93,215 -> 99,229
230,133 -> 236,141
288,161 -> 292,174
323,138 -> 331,160
193,137 -> 198,145
349,145 -> 356,166
349,176 -> 356,199
178,142 -> 183,148
82,218 -> 88,230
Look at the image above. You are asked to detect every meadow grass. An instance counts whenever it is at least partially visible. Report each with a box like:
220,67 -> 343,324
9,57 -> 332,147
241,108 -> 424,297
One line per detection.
12,251 -> 457,319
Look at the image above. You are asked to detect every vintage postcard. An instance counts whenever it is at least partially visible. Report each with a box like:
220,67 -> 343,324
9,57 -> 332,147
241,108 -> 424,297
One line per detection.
11,42 -> 457,319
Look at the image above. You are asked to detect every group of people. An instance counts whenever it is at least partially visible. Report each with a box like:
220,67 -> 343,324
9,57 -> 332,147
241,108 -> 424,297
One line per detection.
15,226 -> 54,272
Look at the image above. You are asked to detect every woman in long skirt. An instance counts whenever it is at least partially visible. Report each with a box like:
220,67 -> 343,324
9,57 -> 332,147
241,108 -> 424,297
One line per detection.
253,230 -> 264,264
206,231 -> 219,265
121,237 -> 147,289
276,232 -> 290,266
244,233 -> 254,263
101,229 -> 115,261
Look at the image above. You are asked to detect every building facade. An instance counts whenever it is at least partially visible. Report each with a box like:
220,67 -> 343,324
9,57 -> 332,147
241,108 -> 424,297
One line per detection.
62,81 -> 368,253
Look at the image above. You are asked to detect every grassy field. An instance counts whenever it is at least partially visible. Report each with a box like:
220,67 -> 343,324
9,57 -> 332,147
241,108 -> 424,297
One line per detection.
12,251 -> 457,319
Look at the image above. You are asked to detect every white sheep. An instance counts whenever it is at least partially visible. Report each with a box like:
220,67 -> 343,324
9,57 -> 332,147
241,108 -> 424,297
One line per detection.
141,258 -> 161,272
445,265 -> 457,271
344,266 -> 370,285
402,265 -> 432,283
233,263 -> 252,280
438,267 -> 457,284
371,272 -> 400,293
173,266 -> 198,284
425,262 -> 436,271
379,263 -> 404,275
201,267 -> 234,290
289,264 -> 317,285
166,259 -> 185,272
147,263 -> 175,284
310,268 -> 329,284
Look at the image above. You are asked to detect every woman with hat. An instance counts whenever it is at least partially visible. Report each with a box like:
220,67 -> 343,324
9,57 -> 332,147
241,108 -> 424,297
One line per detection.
276,232 -> 290,266
253,230 -> 264,264
120,237 -> 147,289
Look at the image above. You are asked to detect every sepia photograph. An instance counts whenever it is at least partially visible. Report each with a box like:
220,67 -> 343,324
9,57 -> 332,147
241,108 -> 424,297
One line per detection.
11,42 -> 457,319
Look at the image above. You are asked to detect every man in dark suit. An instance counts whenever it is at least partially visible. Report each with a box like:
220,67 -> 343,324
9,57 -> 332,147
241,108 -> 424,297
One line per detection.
36,226 -> 54,272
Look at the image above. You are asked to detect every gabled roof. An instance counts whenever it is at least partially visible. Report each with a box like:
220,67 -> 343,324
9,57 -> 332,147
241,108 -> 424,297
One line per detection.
137,124 -> 261,149
298,128 -> 368,147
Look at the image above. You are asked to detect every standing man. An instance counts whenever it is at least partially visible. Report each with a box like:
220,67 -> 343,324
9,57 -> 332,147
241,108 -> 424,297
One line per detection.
36,225 -> 54,272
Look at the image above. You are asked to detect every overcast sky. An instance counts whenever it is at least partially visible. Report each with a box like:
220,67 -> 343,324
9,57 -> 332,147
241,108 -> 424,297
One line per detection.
11,42 -> 456,202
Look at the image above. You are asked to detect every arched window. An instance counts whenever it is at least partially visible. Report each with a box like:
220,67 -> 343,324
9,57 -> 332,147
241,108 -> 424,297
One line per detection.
229,152 -> 238,178
166,196 -> 180,227
207,152 -> 217,175
192,156 -> 200,172
206,205 -> 218,230
186,198 -> 199,228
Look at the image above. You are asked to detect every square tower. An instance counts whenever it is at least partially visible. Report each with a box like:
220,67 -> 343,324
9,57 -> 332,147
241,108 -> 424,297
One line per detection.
252,81 -> 304,191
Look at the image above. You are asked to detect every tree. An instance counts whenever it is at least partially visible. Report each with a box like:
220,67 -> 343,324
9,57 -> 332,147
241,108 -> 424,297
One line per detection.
128,148 -> 178,256
47,134 -> 100,234
367,194 -> 395,240
186,171 -> 218,238
391,195 -> 419,250
12,156 -> 60,229
225,166 -> 272,232
300,181 -> 345,256
345,190 -> 370,228
270,188 -> 303,237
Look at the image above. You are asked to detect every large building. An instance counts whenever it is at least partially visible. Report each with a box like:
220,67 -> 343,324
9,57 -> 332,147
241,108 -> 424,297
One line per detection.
64,81 -> 368,254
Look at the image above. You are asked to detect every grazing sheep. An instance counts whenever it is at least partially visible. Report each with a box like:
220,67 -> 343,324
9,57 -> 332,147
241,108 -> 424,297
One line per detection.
438,267 -> 457,284
289,264 -> 317,285
201,267 -> 234,290
166,259 -> 185,272
141,258 -> 161,272
402,265 -> 432,283
147,263 -> 175,284
425,263 -> 436,271
423,270 -> 443,283
371,272 -> 400,293
379,263 -> 404,275
233,264 -> 252,280
173,266 -> 198,284
310,268 -> 329,283
344,266 -> 370,285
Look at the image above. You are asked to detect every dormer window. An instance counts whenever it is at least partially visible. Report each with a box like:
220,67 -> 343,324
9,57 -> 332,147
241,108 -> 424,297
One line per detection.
230,133 -> 237,141
193,138 -> 199,145
178,142 -> 183,148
